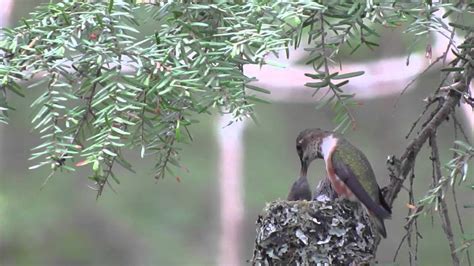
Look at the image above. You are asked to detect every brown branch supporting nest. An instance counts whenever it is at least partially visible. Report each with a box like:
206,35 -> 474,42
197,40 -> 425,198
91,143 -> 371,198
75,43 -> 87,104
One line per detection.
251,36 -> 473,264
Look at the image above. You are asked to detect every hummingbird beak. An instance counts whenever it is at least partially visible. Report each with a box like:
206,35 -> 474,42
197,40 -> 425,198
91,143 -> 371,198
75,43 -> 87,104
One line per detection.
300,158 -> 308,178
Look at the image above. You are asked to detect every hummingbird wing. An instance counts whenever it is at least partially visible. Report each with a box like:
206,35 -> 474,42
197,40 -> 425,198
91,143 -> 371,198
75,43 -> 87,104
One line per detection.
331,150 -> 392,220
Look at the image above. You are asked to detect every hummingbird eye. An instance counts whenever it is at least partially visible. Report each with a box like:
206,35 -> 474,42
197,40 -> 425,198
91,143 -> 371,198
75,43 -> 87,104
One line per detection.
296,144 -> 302,154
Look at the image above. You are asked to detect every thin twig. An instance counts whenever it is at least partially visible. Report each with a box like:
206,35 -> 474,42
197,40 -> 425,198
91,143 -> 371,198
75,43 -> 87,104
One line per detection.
70,67 -> 102,147
430,134 -> 460,266
419,97 -> 444,132
414,215 -> 420,263
452,118 -> 473,266
96,156 -> 116,200
392,163 -> 423,263
405,96 -> 441,139
394,54 -> 444,110
407,222 -> 414,266
155,136 -> 176,180
140,90 -> 148,157
452,184 -> 472,266
393,233 -> 408,262
407,166 -> 419,266
442,10 -> 461,65
318,11 -> 356,129
453,112 -> 472,145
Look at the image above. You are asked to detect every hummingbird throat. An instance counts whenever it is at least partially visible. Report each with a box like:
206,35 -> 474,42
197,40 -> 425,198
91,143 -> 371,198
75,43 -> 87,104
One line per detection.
320,134 -> 338,161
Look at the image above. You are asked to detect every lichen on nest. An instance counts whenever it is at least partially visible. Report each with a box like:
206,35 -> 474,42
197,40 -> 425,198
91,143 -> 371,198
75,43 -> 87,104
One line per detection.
251,198 -> 379,265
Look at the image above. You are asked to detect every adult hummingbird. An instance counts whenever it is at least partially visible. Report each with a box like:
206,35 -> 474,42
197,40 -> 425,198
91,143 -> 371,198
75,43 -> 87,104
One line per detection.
296,128 -> 391,238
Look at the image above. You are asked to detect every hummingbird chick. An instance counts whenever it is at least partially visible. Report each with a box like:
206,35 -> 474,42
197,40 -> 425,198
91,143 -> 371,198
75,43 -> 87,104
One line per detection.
287,141 -> 314,201
287,175 -> 312,201
296,128 -> 392,238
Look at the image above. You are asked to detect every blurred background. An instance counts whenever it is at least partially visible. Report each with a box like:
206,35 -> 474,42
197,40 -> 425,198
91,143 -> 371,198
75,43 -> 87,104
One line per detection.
1,1 -> 473,266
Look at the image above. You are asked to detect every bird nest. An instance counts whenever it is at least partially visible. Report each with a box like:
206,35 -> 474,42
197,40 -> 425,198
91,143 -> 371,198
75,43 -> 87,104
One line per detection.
251,198 -> 380,265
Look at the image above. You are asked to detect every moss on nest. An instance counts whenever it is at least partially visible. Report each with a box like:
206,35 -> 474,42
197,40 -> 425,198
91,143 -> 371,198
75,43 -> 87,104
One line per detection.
251,198 -> 379,265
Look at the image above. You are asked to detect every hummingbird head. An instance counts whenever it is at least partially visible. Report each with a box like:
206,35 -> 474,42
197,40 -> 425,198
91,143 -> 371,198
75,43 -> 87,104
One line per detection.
296,128 -> 331,177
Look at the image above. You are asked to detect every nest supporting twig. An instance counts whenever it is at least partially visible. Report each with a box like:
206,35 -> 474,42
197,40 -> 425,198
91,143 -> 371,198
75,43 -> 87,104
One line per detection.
251,197 -> 380,265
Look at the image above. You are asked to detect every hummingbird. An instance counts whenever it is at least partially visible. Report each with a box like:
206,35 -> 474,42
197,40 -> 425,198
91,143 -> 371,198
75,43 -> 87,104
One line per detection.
287,175 -> 312,201
296,128 -> 391,238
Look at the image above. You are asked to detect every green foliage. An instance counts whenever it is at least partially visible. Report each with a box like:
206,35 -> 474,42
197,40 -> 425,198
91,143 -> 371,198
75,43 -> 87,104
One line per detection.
0,0 -> 321,194
0,0 -> 472,196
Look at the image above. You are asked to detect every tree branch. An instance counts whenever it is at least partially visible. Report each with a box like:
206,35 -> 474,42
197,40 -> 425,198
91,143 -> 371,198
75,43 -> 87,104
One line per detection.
385,36 -> 473,207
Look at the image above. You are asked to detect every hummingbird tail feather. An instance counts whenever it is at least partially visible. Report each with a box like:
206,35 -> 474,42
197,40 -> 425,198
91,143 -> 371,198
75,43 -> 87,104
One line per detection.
364,207 -> 389,238
374,217 -> 387,238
